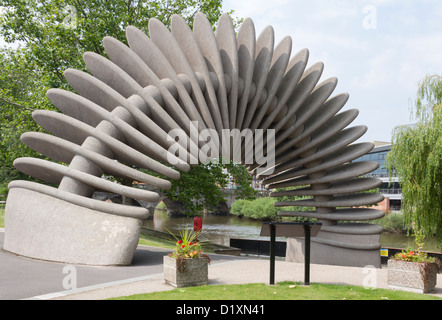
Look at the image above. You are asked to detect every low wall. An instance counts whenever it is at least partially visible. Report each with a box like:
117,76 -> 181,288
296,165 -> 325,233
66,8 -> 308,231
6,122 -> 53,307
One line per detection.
229,238 -> 286,257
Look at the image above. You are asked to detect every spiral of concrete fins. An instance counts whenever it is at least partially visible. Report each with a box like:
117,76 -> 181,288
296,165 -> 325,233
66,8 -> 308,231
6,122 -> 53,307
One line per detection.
4,13 -> 385,266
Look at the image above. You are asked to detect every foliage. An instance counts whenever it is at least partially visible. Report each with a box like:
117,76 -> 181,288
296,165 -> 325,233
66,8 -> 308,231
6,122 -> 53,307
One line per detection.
0,0 -> 238,84
165,159 -> 257,217
231,195 -> 314,221
168,228 -> 208,259
231,197 -> 279,221
393,222 -> 440,265
230,186 -> 315,221
386,74 -> 442,245
167,228 -> 210,273
371,211 -> 406,234
0,48 -> 48,190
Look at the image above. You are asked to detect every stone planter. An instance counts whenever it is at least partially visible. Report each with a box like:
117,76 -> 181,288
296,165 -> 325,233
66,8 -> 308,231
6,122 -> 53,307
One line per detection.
163,255 -> 209,288
387,259 -> 439,294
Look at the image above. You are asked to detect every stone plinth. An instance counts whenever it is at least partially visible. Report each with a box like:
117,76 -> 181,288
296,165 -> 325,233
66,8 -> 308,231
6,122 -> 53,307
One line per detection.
3,187 -> 142,266
285,223 -> 383,268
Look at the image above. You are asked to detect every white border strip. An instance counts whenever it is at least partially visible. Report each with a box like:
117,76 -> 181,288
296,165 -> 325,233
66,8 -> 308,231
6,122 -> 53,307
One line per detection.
22,259 -> 254,300
23,273 -> 163,300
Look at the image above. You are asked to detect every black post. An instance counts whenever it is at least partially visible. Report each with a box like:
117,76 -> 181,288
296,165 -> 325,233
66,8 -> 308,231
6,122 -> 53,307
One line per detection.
269,223 -> 276,285
304,224 -> 311,285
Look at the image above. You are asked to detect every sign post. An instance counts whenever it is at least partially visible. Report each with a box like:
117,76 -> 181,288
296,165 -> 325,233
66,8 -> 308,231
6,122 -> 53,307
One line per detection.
260,222 -> 322,286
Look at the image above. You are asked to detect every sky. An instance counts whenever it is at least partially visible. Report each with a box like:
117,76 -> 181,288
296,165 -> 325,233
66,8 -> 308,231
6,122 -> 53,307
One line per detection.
222,0 -> 442,143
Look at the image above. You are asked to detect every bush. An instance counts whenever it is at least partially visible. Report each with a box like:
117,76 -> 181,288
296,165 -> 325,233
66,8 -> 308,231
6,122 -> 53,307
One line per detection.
231,197 -> 289,221
230,199 -> 245,215
372,212 -> 406,233
231,196 -> 317,221
242,197 -> 279,221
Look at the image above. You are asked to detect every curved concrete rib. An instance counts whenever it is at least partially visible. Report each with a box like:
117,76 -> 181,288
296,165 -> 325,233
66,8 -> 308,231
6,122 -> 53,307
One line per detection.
20,132 -> 171,190
5,13 -> 385,266
13,158 -> 160,202
277,208 -> 385,222
8,180 -> 150,219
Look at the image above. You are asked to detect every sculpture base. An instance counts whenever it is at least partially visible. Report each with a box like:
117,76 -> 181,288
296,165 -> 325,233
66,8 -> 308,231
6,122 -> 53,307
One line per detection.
3,187 -> 142,266
285,224 -> 382,268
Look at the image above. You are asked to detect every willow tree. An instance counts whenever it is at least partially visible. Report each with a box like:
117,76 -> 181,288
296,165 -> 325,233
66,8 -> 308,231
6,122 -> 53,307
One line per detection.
386,74 -> 442,245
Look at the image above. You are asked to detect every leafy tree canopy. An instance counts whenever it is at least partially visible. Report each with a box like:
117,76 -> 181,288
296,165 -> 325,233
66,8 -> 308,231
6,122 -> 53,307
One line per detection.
386,74 -> 442,245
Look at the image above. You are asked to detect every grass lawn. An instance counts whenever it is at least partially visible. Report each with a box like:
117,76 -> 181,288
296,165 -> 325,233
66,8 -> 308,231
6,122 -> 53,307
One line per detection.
0,207 -> 4,228
138,233 -> 175,250
111,282 -> 441,301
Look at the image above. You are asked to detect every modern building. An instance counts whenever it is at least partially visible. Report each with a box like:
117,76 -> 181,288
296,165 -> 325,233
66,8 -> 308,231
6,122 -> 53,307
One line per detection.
352,141 -> 402,212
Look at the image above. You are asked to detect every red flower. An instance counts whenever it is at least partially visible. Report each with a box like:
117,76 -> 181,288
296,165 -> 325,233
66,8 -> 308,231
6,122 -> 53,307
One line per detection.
181,244 -> 185,248
178,240 -> 182,245
189,242 -> 193,246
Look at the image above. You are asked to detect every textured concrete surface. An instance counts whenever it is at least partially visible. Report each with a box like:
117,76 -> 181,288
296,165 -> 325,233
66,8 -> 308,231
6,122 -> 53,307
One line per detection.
4,188 -> 142,266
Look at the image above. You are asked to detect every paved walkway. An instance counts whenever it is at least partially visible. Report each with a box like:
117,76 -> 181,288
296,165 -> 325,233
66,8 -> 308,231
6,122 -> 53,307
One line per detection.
1,230 -> 441,300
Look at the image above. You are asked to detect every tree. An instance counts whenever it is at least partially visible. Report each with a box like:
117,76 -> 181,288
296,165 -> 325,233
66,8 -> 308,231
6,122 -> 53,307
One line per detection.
386,74 -> 442,245
0,48 -> 48,190
0,0 -> 239,89
0,0 -> 249,212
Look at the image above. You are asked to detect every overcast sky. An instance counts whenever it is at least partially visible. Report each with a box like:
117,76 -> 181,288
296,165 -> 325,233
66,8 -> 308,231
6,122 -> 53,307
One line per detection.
223,0 -> 442,143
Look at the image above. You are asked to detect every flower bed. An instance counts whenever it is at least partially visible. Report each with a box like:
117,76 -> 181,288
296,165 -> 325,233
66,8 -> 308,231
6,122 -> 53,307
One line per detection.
163,229 -> 210,288
387,223 -> 440,294
387,259 -> 439,294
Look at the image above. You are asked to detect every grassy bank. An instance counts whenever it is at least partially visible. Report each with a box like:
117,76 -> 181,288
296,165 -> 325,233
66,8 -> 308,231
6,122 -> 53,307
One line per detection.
112,281 -> 441,300
139,233 -> 175,250
0,207 -> 4,228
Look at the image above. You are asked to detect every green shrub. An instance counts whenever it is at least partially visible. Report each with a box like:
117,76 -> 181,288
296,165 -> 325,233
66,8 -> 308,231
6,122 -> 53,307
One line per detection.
231,196 -> 317,221
231,197 -> 286,221
372,212 -> 406,233
230,199 -> 249,216
242,197 -> 279,221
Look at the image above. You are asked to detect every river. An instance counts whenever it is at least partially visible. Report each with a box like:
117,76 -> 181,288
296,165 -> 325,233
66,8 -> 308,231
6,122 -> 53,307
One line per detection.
144,210 -> 441,253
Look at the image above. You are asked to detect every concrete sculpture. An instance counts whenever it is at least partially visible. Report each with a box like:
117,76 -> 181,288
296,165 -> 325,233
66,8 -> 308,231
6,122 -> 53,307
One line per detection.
3,13 -> 384,267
